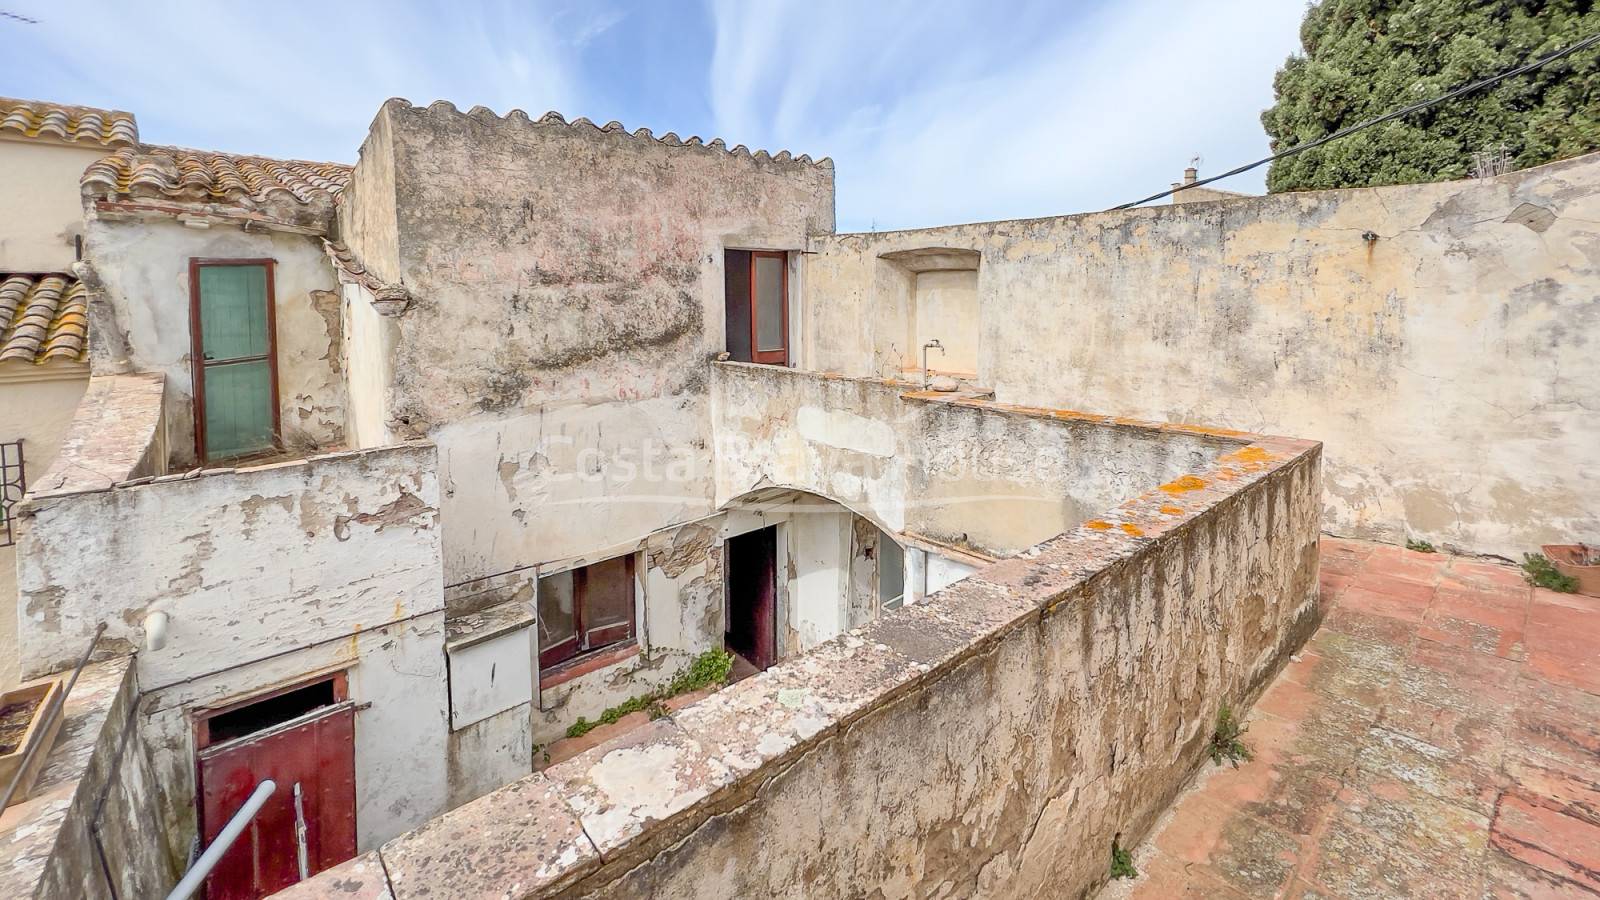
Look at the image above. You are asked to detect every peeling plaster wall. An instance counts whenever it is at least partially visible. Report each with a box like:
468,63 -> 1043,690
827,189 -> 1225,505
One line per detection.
14,443 -> 443,682
532,518 -> 729,748
12,444 -> 450,861
284,432 -> 1321,900
338,100 -> 835,593
0,367 -> 89,689
803,154 -> 1600,556
555,442 -> 1323,900
711,363 -> 1236,558
139,614 -> 449,858
81,218 -> 347,467
341,281 -> 398,449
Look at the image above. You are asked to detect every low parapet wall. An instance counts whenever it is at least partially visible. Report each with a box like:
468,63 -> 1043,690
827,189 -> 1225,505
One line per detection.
281,428 -> 1321,899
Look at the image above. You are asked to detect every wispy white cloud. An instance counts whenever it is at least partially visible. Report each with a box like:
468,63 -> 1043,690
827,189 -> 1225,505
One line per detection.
3,0 -> 1304,228
4,0 -> 602,160
704,0 -> 1306,230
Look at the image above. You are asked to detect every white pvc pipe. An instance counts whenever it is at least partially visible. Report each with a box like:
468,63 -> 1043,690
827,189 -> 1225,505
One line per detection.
166,779 -> 276,900
144,610 -> 169,652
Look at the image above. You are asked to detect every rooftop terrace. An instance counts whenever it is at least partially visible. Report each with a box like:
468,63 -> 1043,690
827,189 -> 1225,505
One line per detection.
1106,538 -> 1600,899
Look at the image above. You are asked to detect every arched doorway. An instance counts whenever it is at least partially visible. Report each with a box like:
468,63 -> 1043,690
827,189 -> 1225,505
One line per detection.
720,488 -> 905,671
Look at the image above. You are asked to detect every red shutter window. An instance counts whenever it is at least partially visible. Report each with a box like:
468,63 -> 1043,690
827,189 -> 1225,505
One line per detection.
724,250 -> 788,365
538,555 -> 637,673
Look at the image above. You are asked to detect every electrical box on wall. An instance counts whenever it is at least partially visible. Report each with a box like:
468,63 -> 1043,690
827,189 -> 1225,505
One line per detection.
446,620 -> 534,730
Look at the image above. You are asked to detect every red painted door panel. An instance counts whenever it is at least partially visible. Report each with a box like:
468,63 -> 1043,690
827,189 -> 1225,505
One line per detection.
198,703 -> 357,900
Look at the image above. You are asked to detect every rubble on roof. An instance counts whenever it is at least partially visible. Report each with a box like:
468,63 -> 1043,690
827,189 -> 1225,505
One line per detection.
323,241 -> 411,316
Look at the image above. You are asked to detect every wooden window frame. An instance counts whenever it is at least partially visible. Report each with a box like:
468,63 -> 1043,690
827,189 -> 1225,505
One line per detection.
189,258 -> 281,464
538,554 -> 639,676
747,250 -> 789,366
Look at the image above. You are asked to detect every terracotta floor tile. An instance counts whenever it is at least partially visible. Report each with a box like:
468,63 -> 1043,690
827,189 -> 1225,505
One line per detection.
1524,596 -> 1600,679
1506,679 -> 1600,775
1318,571 -> 1354,601
1123,851 -> 1255,899
1350,727 -> 1502,816
1482,846 -> 1600,899
1360,553 -> 1445,585
1121,538 -> 1600,900
1523,650 -> 1600,697
1154,794 -> 1239,865
1504,759 -> 1600,827
1311,812 -> 1483,900
1320,554 -> 1368,577
1207,815 -> 1305,900
1316,607 -> 1419,651
1343,575 -> 1436,611
1450,560 -> 1534,591
1490,794 -> 1600,893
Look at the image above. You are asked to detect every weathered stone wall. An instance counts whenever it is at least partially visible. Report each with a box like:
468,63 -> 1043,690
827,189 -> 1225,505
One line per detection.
802,153 -> 1600,557
12,443 -> 451,858
711,363 -> 1239,556
81,217 -> 347,467
32,660 -> 177,900
280,426 -> 1320,900
338,100 -> 835,589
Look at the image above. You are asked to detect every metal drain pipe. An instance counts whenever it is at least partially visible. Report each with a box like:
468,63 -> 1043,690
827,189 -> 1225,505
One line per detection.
165,779 -> 277,900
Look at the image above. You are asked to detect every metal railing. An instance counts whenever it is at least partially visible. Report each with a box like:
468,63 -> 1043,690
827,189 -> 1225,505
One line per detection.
0,439 -> 23,547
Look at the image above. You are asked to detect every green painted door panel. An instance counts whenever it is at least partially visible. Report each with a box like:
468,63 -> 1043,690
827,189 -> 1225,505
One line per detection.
203,359 -> 275,458
199,266 -> 270,361
197,265 -> 274,459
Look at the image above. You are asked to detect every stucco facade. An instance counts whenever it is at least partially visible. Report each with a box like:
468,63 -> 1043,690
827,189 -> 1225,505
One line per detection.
2,88 -> 1595,900
81,219 -> 347,466
0,136 -> 115,273
802,154 -> 1600,558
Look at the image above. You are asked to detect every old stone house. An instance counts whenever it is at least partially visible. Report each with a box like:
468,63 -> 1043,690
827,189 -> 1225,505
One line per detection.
0,90 -> 1593,900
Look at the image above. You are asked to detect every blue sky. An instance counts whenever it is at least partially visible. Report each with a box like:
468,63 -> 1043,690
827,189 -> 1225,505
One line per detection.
4,0 -> 1307,231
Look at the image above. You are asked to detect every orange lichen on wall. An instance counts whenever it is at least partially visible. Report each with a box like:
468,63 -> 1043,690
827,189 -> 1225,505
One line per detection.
1219,446 -> 1277,471
1086,521 -> 1113,530
1120,523 -> 1144,536
1159,475 -> 1208,495
1160,506 -> 1185,516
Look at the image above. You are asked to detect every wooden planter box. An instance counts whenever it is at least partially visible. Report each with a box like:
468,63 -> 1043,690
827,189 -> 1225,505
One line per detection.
0,678 -> 65,808
1543,545 -> 1600,598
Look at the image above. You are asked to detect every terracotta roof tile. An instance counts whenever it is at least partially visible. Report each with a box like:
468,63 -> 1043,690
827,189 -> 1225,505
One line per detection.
0,97 -> 137,146
81,145 -> 352,206
0,274 -> 88,365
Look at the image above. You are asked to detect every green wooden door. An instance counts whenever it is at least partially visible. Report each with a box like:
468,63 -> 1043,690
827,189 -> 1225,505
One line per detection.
196,265 -> 276,460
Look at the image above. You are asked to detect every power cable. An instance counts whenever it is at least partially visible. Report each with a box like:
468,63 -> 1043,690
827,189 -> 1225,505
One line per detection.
1113,30 -> 1600,209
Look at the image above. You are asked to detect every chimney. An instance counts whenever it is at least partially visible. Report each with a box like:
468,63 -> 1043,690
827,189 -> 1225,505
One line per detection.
1184,167 -> 1198,185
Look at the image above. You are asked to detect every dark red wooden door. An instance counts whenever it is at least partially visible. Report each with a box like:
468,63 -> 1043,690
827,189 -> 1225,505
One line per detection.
198,703 -> 357,900
727,526 -> 778,670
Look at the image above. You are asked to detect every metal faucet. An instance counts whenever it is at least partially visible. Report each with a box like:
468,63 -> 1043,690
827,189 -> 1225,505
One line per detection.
921,340 -> 944,388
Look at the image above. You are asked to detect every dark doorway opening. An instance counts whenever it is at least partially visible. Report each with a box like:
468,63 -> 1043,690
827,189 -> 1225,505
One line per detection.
206,679 -> 336,745
726,525 -> 778,671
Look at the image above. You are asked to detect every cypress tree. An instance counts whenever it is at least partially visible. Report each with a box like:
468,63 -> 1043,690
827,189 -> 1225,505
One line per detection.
1261,1 -> 1600,192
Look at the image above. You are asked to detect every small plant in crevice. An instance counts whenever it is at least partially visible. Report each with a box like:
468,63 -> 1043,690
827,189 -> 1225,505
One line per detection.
1209,702 -> 1253,768
564,649 -> 736,739
1522,553 -> 1578,593
1405,538 -> 1436,553
1109,832 -> 1138,880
